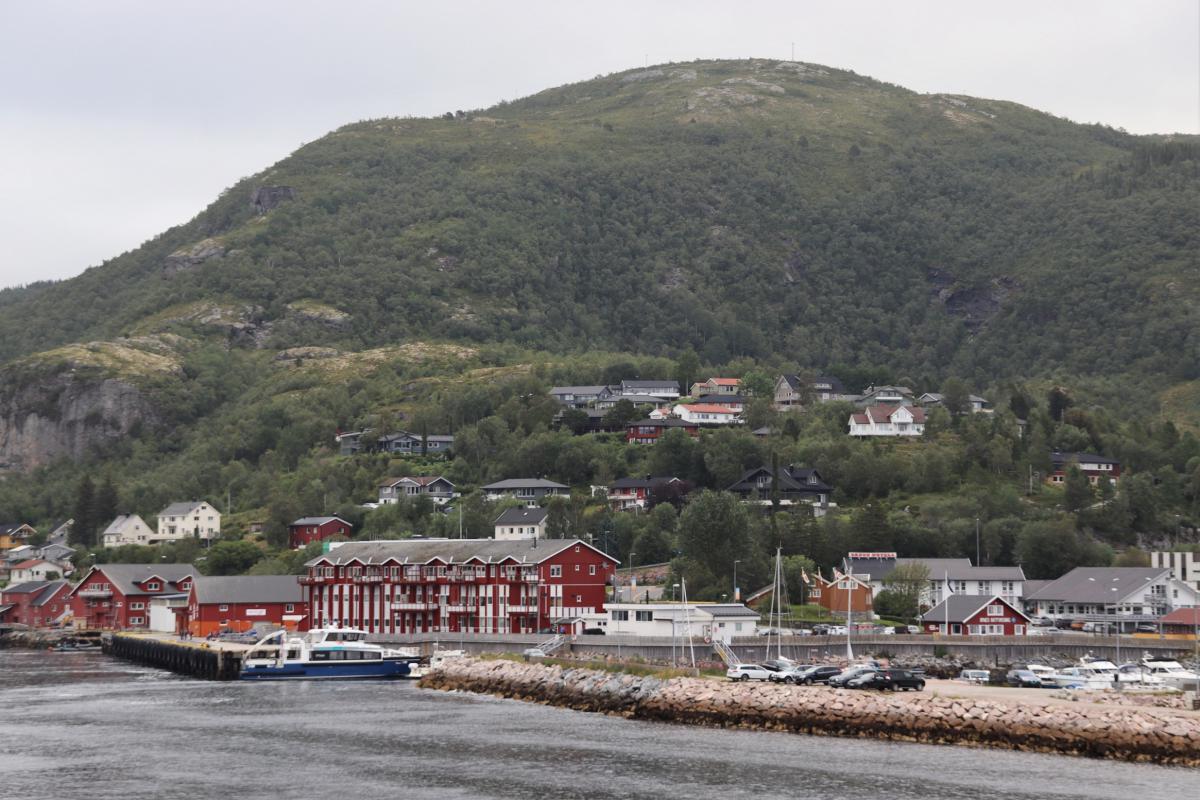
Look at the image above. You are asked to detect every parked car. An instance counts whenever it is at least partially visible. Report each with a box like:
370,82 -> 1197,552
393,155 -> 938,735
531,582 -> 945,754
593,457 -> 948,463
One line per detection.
958,669 -> 991,684
1135,623 -> 1158,633
905,625 -> 921,634
1031,616 -> 1055,627
828,665 -> 878,688
825,625 -> 848,636
795,665 -> 843,685
769,664 -> 815,683
727,663 -> 773,682
811,624 -> 830,635
1006,669 -> 1045,688
850,669 -> 925,691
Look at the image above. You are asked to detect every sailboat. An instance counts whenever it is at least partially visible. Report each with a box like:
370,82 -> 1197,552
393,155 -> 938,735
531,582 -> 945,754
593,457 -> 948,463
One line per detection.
763,547 -> 798,664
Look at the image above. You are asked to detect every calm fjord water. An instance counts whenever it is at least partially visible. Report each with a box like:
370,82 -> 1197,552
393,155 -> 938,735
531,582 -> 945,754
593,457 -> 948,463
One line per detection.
0,649 -> 1191,800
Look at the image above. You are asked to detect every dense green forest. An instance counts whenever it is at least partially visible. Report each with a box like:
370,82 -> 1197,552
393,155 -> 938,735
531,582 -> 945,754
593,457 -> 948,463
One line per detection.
1,59 -> 1198,597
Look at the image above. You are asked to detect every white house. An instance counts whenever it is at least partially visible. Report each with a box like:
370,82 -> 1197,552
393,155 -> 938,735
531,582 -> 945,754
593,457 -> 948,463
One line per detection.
689,377 -> 741,397
1025,567 -> 1200,631
847,405 -> 926,437
846,553 -> 1025,608
1151,550 -> 1200,594
604,602 -> 760,643
493,507 -> 549,540
918,392 -> 992,414
8,559 -> 63,583
101,514 -> 155,548
155,501 -> 221,543
378,476 -> 457,506
620,380 -> 680,399
674,403 -> 740,425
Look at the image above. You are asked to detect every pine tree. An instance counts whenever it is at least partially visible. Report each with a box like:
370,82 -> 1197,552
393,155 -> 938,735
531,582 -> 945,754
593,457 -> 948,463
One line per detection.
71,476 -> 96,548
95,476 -> 119,530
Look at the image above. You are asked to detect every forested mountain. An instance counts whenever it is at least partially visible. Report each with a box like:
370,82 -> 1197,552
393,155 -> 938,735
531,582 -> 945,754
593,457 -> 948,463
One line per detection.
1,59 -> 1198,592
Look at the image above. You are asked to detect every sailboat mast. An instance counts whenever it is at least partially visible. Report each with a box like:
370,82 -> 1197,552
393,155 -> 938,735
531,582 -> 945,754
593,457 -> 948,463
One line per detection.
844,557 -> 853,661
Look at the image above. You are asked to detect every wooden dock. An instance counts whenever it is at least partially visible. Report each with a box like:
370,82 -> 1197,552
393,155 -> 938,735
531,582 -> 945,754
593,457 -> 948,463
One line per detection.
102,632 -> 249,680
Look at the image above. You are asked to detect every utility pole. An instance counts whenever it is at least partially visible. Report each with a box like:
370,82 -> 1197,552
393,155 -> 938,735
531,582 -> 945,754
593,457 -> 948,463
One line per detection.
975,517 -> 981,565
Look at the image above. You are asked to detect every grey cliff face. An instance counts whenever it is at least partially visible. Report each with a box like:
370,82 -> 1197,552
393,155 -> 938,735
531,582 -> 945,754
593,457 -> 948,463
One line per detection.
0,376 -> 159,471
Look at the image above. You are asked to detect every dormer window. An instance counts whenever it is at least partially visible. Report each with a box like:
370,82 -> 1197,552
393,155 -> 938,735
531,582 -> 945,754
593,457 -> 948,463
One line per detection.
146,582 -> 160,591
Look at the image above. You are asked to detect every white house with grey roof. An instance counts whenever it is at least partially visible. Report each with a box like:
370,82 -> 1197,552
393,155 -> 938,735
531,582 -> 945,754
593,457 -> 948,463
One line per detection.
604,602 -> 759,643
494,506 -> 549,540
481,479 -> 568,504
101,514 -> 154,548
846,553 -> 1025,609
155,501 -> 220,542
1024,567 -> 1200,629
619,379 -> 680,399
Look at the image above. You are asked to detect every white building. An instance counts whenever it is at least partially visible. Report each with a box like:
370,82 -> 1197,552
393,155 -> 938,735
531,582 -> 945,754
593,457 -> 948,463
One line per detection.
604,603 -> 760,643
674,403 -> 740,425
847,404 -> 925,437
378,476 -> 457,506
846,553 -> 1025,609
1151,551 -> 1200,594
493,507 -> 549,540
8,559 -> 63,583
1025,567 -> 1200,630
155,501 -> 221,542
101,514 -> 155,548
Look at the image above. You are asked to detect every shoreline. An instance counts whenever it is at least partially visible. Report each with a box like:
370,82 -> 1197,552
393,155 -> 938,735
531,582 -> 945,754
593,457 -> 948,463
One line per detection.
420,657 -> 1200,767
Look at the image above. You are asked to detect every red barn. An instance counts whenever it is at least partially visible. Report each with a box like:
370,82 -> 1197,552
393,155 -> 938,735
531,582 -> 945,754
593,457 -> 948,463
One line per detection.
0,580 -> 72,628
288,516 -> 353,549
67,564 -> 197,630
921,594 -> 1030,636
301,538 -> 619,635
186,575 -> 308,636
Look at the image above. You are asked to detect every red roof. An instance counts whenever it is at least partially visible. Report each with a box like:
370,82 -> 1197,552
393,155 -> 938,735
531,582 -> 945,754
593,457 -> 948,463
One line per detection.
863,404 -> 926,423
1160,608 -> 1200,626
680,404 -> 737,414
10,559 -> 50,570
711,378 -> 740,386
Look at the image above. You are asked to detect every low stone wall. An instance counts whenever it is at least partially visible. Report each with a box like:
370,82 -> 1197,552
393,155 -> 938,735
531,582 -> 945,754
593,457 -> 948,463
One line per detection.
421,658 -> 1200,766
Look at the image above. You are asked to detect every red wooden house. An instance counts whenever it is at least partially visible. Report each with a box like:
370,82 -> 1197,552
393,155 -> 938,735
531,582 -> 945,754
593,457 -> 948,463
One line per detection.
625,418 -> 700,444
67,564 -> 197,630
807,570 -> 874,615
0,580 -> 71,628
920,594 -> 1030,636
288,516 -> 353,549
301,538 -> 618,635
186,575 -> 308,636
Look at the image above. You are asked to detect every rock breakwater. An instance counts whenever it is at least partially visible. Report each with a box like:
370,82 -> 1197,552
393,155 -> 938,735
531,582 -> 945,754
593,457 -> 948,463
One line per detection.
421,658 -> 1200,766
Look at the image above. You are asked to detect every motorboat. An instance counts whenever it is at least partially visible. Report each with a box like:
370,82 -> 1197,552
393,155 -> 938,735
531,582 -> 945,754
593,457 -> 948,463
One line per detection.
406,648 -> 466,680
240,626 -> 420,680
1049,663 -> 1113,689
1139,656 -> 1200,690
1022,664 -> 1059,687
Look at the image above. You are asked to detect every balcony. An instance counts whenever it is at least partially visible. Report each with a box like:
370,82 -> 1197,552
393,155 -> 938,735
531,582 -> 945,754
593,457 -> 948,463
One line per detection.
77,588 -> 112,598
392,601 -> 435,611
298,576 -> 325,585
352,575 -> 383,584
508,604 -> 538,613
445,604 -> 468,613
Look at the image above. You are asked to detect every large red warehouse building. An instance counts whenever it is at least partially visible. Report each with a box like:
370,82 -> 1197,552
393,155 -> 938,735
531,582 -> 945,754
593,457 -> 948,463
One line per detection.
187,575 -> 309,636
67,564 -> 197,630
302,538 -> 618,635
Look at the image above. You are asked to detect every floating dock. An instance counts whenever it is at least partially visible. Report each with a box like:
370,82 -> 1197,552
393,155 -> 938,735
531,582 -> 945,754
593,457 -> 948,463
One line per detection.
102,633 -> 248,680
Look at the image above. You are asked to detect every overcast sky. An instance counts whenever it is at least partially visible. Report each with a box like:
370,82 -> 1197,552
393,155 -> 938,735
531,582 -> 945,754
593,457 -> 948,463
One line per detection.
1,1 -> 1196,289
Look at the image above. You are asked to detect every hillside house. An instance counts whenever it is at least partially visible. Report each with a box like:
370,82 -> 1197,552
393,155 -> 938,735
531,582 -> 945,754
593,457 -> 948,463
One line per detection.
155,501 -> 221,542
378,476 -> 457,506
301,539 -> 618,635
855,385 -> 914,407
101,514 -> 154,548
549,385 -> 610,408
918,392 -> 992,413
619,379 -> 680,399
68,564 -> 197,630
288,517 -> 354,549
592,392 -> 671,412
1025,567 -> 1200,631
336,429 -> 454,457
1048,452 -> 1121,486
726,465 -> 833,511
0,523 -> 36,551
187,575 -> 308,637
691,394 -> 746,412
920,595 -> 1030,636
689,377 -> 741,396
847,405 -> 926,437
625,418 -> 700,444
674,403 -> 740,425
494,506 -> 549,540
481,479 -> 568,504
773,375 -> 850,408
606,476 -> 687,511
9,560 -> 63,583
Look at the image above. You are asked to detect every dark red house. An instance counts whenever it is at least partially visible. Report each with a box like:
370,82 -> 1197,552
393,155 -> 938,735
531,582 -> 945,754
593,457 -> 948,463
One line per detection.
1048,452 -> 1122,486
288,516 -> 353,549
0,580 -> 71,628
920,594 -> 1030,636
301,538 -> 618,635
625,418 -> 699,444
67,564 -> 197,630
186,575 -> 308,637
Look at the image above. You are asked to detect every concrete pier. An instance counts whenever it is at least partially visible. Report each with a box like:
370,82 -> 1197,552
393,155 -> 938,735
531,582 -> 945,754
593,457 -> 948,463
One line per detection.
103,633 -> 247,680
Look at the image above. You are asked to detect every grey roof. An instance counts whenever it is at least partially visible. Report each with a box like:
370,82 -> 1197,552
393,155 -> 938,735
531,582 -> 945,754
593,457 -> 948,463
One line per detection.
0,523 -> 34,537
71,564 -> 198,596
104,514 -> 150,534
609,476 -> 680,489
1025,567 -> 1169,604
306,538 -> 616,567
380,431 -> 454,443
921,594 -> 1028,623
481,479 -> 568,491
191,575 -> 303,605
31,580 -> 70,607
3,580 -> 60,596
290,516 -> 350,527
626,417 -> 697,428
694,394 -> 747,404
621,380 -> 679,390
847,557 -> 1023,583
550,385 -> 608,395
692,603 -> 760,618
494,507 -> 550,526
1050,451 -> 1120,466
1023,580 -> 1050,597
157,501 -> 213,517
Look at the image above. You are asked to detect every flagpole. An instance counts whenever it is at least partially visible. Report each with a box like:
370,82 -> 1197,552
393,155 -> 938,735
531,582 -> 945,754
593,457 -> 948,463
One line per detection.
944,570 -> 950,635
842,558 -> 853,661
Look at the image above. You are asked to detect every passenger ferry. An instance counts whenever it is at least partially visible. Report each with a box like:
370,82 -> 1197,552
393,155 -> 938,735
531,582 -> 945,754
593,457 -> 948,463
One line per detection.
240,626 -> 419,680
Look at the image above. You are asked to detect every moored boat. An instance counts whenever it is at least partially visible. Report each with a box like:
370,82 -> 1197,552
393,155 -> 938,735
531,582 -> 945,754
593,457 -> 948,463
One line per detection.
1139,656 -> 1200,690
241,626 -> 419,680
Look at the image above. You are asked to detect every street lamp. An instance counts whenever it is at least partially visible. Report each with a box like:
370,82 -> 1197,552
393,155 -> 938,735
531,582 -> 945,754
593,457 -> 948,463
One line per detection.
733,560 -> 742,603
671,583 -> 680,603
627,552 -> 636,602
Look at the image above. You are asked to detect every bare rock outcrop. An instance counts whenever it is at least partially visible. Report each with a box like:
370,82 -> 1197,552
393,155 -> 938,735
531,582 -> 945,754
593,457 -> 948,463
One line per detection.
251,185 -> 296,213
163,238 -> 225,275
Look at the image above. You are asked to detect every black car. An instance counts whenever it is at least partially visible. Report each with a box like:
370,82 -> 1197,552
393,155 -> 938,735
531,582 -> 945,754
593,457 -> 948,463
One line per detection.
852,669 -> 925,691
796,665 -> 842,685
1005,669 -> 1043,688
811,624 -> 831,636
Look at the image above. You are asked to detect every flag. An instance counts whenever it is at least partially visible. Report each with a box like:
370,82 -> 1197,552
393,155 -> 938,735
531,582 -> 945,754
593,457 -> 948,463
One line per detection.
800,568 -> 811,585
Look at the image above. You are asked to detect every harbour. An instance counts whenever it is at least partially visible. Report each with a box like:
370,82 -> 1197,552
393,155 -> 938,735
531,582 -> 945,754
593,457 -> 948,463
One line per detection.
1,648 -> 1196,800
